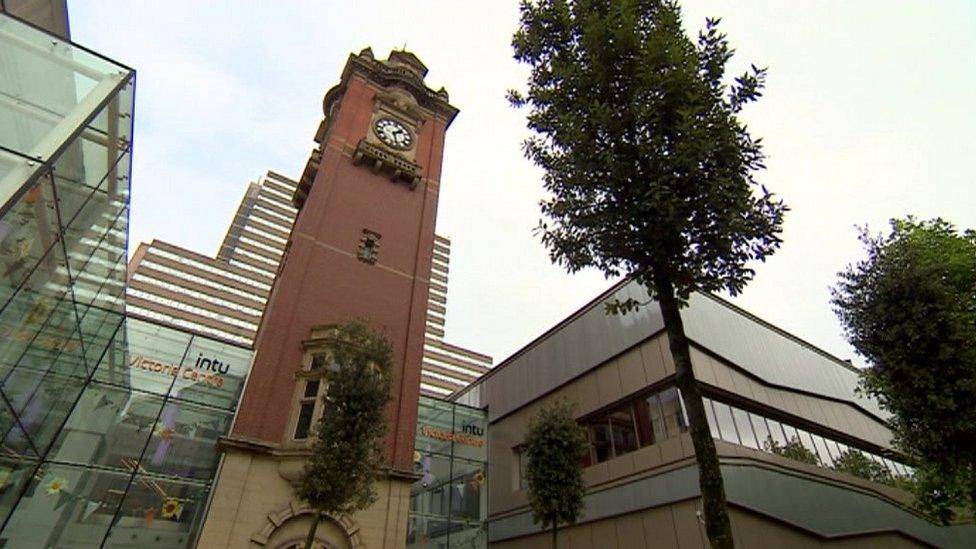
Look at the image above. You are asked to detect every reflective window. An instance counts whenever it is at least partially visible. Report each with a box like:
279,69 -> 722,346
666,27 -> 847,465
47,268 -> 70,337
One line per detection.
732,407 -> 759,449
659,387 -> 687,437
712,401 -> 739,444
609,405 -> 638,456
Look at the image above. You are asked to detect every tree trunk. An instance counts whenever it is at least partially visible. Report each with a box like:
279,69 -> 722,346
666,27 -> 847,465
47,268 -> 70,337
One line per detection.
552,522 -> 557,549
655,278 -> 735,549
303,511 -> 322,549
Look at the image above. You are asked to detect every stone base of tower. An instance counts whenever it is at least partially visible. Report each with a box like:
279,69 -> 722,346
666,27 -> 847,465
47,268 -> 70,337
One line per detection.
198,440 -> 414,548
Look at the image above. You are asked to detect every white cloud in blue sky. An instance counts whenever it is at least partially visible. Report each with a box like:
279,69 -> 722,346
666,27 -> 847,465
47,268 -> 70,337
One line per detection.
68,1 -> 975,366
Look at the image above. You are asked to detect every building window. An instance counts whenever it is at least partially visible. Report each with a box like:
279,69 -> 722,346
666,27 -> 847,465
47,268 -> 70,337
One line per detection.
291,351 -> 331,441
513,446 -> 528,491
294,379 -> 320,440
358,229 -> 381,264
580,386 -> 689,465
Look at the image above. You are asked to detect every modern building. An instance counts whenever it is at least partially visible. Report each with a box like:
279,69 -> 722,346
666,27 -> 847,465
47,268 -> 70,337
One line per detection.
198,47 -> 489,548
0,6 -> 145,546
454,279 -> 976,548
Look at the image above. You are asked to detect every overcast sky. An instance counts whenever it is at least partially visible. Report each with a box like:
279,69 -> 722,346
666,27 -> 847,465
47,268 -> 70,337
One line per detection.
68,1 -> 975,367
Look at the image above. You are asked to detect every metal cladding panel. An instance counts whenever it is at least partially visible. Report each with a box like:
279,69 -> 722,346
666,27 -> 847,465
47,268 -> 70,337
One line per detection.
681,293 -> 886,419
472,279 -> 887,425
488,464 -> 701,542
723,465 -> 976,547
483,282 -> 664,421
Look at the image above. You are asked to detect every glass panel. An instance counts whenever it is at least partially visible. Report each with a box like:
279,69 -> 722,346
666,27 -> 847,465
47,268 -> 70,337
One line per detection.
732,407 -> 758,449
415,396 -> 456,458
0,239 -> 80,381
0,173 -> 61,309
294,402 -> 314,440
749,413 -> 770,446
646,393 -> 667,443
633,399 -> 654,447
102,475 -> 210,548
167,331 -> 253,410
47,382 -> 165,473
811,434 -> 833,467
781,423 -> 798,444
0,462 -> 131,548
702,398 -> 720,439
140,399 -> 233,481
451,400 -> 488,462
101,319 -> 193,394
303,380 -> 319,398
764,418 -> 787,449
711,401 -> 739,444
0,455 -> 38,526
448,458 -> 486,522
609,405 -> 638,457
588,419 -> 612,463
796,429 -> 819,461
825,438 -> 842,465
659,387 -> 686,437
3,369 -> 84,454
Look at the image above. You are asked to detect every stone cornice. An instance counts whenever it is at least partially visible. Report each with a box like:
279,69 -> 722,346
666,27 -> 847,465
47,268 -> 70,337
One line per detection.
323,50 -> 459,127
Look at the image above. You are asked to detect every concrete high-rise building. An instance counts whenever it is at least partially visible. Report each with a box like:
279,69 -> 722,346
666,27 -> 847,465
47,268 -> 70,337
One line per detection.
216,170 -> 296,282
420,234 -> 492,396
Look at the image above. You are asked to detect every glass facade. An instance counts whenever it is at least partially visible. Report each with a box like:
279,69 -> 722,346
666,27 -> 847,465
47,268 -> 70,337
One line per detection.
410,396 -> 488,548
580,386 -> 688,466
0,13 -> 259,548
701,396 -> 915,482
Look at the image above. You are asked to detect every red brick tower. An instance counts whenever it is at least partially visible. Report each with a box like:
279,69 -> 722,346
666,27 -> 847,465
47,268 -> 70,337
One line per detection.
199,48 -> 457,549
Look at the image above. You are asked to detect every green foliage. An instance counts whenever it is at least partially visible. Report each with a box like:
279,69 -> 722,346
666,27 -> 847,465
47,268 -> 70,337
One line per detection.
831,449 -> 893,485
296,319 -> 393,518
509,0 -> 787,305
833,217 -> 976,522
524,399 -> 589,535
763,436 -> 819,466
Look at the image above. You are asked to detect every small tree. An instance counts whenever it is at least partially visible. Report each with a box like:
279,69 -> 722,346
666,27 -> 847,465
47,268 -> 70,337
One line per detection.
832,217 -> 976,523
296,319 -> 393,548
524,399 -> 589,548
509,2 -> 787,546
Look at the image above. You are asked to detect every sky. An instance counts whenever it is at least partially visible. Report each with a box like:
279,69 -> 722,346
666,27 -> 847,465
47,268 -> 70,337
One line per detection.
68,1 -> 975,367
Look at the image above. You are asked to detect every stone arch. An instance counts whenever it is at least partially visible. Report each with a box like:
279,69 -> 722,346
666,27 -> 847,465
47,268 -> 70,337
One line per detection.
250,500 -> 365,548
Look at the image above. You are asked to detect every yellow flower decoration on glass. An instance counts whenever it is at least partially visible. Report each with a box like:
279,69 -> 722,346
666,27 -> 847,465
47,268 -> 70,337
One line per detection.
45,477 -> 68,496
154,425 -> 175,442
469,471 -> 485,490
161,497 -> 184,520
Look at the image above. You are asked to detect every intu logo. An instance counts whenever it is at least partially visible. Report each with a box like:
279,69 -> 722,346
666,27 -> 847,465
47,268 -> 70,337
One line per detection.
195,353 -> 231,374
461,424 -> 484,437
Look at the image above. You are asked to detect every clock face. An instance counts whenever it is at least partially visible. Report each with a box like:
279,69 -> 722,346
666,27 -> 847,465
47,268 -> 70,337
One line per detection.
373,118 -> 414,150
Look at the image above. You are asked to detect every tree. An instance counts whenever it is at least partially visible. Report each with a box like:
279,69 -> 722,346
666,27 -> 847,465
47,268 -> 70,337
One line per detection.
509,1 -> 786,546
296,319 -> 393,548
832,217 -> 976,523
524,399 -> 589,548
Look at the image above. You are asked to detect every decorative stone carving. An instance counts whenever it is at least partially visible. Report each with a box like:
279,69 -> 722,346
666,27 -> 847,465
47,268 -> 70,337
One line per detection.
352,139 -> 421,189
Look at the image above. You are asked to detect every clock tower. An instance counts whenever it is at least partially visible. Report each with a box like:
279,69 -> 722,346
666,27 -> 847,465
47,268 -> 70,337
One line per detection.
199,48 -> 458,548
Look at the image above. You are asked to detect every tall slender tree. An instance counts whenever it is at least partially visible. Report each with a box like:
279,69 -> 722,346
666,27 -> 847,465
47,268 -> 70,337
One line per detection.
509,1 -> 787,546
832,217 -> 976,523
524,399 -> 589,548
296,319 -> 393,549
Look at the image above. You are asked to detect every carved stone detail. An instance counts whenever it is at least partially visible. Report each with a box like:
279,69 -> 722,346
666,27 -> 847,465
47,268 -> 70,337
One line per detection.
352,139 -> 421,189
